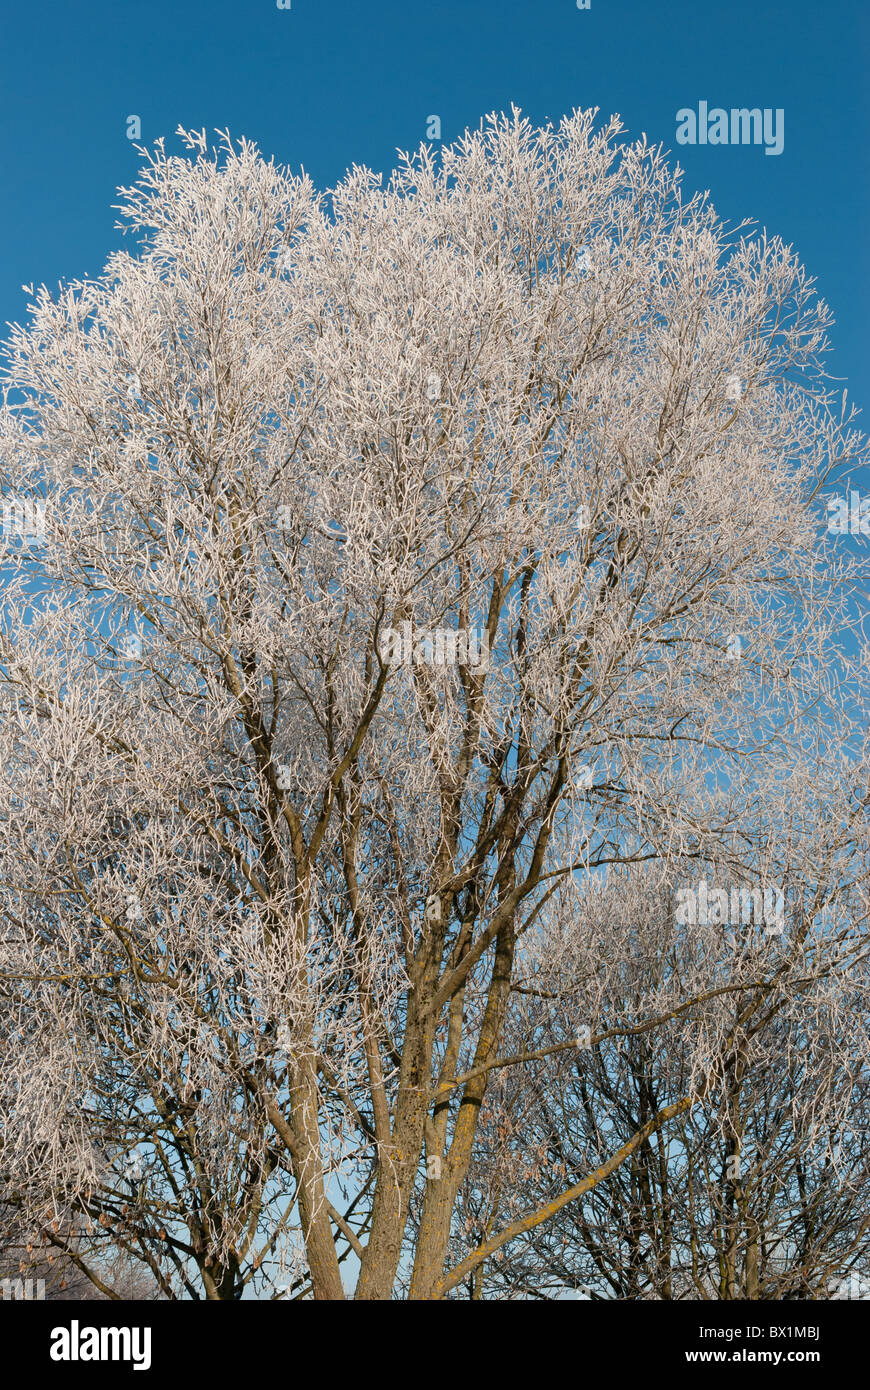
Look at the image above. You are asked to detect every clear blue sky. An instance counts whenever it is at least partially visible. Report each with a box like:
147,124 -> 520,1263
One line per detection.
1,0 -> 868,400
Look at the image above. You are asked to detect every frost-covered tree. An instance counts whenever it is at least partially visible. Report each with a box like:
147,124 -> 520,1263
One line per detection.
446,864 -> 870,1301
0,111 -> 866,1299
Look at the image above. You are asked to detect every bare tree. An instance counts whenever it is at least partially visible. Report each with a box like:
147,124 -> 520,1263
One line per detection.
0,111 -> 866,1298
0,1202 -> 160,1299
448,864 -> 870,1300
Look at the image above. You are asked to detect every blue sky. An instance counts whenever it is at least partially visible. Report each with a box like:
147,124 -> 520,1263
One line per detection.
1,0 -> 868,402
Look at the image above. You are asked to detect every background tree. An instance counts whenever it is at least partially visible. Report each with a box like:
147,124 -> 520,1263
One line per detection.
0,1201 -> 159,1300
446,860 -> 869,1300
